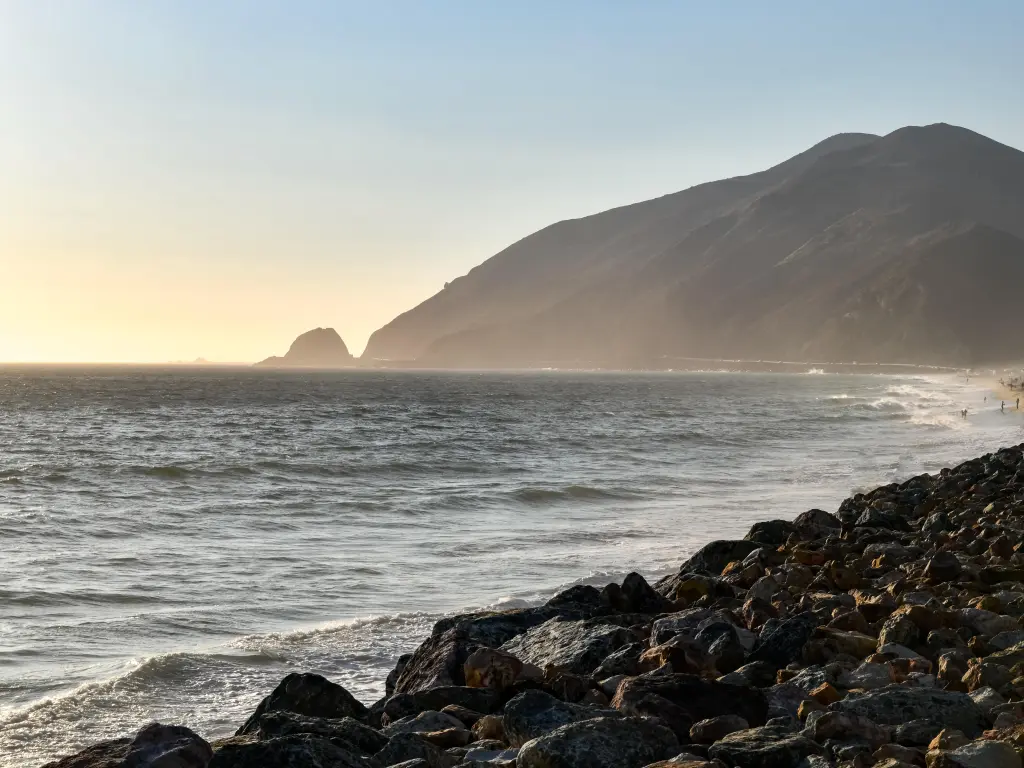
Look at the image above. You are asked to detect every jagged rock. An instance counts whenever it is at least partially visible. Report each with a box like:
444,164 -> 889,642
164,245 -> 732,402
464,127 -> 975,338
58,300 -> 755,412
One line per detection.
208,734 -> 369,768
718,662 -> 778,688
793,509 -> 841,534
471,714 -> 505,742
503,689 -> 620,748
499,617 -> 633,675
893,720 -> 944,748
387,654 -> 413,697
237,673 -> 368,735
256,712 -> 387,754
957,610 -> 1019,638
708,725 -> 823,768
839,662 -> 897,691
749,613 -> 818,668
617,572 -> 676,614
962,661 -> 1013,693
463,647 -> 529,690
375,732 -> 457,768
640,634 -> 719,676
690,714 -> 751,743
517,716 -> 679,768
652,609 -> 731,645
830,686 -> 988,737
968,686 -> 1006,714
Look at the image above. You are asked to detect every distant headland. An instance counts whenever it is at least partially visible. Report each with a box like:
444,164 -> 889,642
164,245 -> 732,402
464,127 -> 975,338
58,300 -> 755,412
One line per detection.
254,328 -> 355,368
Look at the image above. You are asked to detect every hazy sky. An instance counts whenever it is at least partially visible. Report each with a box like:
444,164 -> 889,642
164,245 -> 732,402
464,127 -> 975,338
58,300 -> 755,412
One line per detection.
2,1 -> 1022,362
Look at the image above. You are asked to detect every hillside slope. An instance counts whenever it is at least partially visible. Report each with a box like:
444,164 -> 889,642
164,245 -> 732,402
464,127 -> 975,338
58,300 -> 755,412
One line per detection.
364,124 -> 1024,367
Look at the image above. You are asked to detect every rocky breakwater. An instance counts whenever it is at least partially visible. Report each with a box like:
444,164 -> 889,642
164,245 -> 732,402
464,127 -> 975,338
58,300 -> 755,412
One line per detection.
44,443 -> 1024,768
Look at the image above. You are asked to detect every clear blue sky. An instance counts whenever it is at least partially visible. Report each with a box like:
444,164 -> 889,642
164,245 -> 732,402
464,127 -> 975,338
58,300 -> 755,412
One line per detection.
2,0 -> 1022,360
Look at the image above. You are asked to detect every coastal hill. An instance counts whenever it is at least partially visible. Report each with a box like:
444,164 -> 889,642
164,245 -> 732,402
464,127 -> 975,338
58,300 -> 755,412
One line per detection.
363,124 -> 1024,368
255,327 -> 355,368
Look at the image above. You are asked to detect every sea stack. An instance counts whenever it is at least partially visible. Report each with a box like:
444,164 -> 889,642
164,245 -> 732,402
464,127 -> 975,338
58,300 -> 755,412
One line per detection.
255,327 -> 354,368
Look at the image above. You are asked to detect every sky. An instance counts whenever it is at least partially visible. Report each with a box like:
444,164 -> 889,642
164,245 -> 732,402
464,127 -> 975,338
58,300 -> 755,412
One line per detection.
1,1 -> 1022,362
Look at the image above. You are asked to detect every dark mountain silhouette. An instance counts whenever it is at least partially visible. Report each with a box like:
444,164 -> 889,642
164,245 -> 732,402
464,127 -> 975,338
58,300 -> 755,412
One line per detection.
363,124 -> 1024,368
255,328 -> 354,368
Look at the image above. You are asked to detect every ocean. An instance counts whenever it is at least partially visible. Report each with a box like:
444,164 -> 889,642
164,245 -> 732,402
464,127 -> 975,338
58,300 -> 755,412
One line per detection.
0,367 -> 1020,766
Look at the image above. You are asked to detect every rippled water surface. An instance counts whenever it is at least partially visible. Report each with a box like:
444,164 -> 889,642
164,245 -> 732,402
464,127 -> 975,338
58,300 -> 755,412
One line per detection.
1,367 -> 1020,765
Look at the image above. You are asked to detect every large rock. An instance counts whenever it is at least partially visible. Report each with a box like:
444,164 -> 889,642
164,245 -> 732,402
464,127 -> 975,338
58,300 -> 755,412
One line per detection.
237,673 -> 367,735
431,607 -> 572,648
208,734 -> 369,768
383,710 -> 466,736
41,740 -> 131,768
612,672 -> 769,728
375,732 -> 456,768
745,520 -> 796,548
610,572 -> 676,614
256,711 -> 387,754
829,686 -> 988,737
499,617 -> 634,675
371,687 -> 501,727
708,725 -> 822,768
948,741 -> 1022,768
656,541 -> 762,595
503,689 -> 620,748
517,716 -> 679,768
393,628 -> 475,694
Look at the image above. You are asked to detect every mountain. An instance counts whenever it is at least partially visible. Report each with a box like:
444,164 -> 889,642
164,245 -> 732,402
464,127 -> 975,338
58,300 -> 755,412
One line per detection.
255,328 -> 354,368
363,124 -> 1024,368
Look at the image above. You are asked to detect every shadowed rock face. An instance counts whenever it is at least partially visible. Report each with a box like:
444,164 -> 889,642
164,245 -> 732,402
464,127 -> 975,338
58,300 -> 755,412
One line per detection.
363,123 -> 1024,368
255,328 -> 354,368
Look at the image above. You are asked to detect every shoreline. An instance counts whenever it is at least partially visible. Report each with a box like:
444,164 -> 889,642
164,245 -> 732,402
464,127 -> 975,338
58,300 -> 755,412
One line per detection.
44,442 -> 1024,768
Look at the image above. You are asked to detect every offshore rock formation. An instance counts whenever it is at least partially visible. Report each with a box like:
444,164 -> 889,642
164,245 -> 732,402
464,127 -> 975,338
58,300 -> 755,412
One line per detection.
255,327 -> 354,368
364,123 -> 1024,368
46,443 -> 1024,768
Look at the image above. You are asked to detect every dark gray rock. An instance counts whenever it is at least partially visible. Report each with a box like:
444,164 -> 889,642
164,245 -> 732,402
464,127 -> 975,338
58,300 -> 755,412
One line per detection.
892,719 -> 944,747
499,617 -> 634,675
617,572 -> 676,614
431,607 -> 571,648
517,716 -> 679,768
122,723 -> 212,768
41,740 -> 131,768
792,509 -> 841,534
370,687 -> 501,728
546,585 -> 609,613
651,609 -> 732,645
503,689 -> 620,748
593,642 -> 644,678
256,712 -> 387,754
717,662 -> 778,688
237,673 -> 368,736
748,613 -> 817,668
829,686 -> 987,738
656,541 -> 762,595
708,725 -> 823,768
393,629 -> 475,694
745,520 -> 796,548
612,672 -> 769,728
386,654 -> 413,698
208,734 -> 370,768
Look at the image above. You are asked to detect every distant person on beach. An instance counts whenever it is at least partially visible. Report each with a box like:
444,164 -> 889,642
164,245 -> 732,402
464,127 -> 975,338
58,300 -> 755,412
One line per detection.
962,408 -> 968,419
1002,401 -> 1005,413
1018,398 -> 1020,410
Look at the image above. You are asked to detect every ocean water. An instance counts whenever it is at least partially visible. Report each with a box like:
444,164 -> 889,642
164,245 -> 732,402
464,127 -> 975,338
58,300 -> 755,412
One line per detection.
0,367 -> 1020,766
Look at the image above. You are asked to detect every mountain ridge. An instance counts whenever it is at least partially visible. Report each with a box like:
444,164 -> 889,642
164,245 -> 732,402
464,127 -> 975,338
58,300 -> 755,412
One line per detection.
364,123 -> 1024,367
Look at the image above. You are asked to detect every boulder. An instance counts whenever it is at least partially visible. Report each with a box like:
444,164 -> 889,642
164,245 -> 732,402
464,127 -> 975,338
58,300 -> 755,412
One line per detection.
237,673 -> 368,735
208,734 -> 369,768
708,725 -> 822,768
745,520 -> 796,548
612,672 -> 769,727
463,647 -> 527,690
256,712 -> 387,754
593,642 -> 645,678
839,662 -> 897,691
810,711 -> 891,749
690,715 -> 750,743
830,686 -> 988,737
616,572 -> 676,614
503,689 -> 620,748
657,541 -> 763,593
948,741 -> 1021,768
393,628 -> 475,694
375,732 -> 457,768
517,716 -> 680,768
748,613 -> 817,668
40,739 -> 131,768
431,607 -> 572,648
499,617 -> 634,675
372,687 -> 501,728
